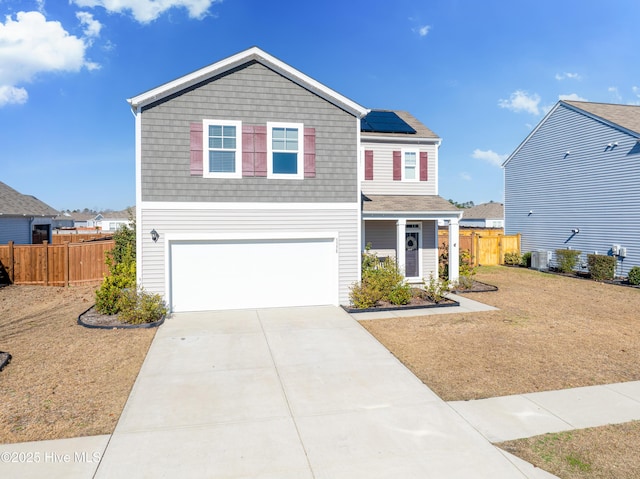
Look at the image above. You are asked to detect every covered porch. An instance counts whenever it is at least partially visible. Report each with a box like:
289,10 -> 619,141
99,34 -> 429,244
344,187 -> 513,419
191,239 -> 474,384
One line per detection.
361,195 -> 463,284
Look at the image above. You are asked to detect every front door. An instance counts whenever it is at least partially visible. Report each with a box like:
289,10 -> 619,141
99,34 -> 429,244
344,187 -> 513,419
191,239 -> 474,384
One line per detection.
405,230 -> 419,278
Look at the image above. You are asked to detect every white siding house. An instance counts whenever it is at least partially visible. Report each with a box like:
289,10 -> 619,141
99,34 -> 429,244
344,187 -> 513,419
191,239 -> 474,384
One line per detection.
503,100 -> 640,277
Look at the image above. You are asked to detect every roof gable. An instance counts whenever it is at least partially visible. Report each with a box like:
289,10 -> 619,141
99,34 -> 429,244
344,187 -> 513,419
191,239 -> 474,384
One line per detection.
0,181 -> 59,217
503,100 -> 640,167
127,47 -> 368,118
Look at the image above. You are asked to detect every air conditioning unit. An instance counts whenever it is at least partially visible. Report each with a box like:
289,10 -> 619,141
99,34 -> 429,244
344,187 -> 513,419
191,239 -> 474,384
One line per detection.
531,250 -> 550,271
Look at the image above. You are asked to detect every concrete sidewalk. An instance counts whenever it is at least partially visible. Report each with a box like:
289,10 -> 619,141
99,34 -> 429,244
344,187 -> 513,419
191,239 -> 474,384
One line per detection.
449,381 -> 640,443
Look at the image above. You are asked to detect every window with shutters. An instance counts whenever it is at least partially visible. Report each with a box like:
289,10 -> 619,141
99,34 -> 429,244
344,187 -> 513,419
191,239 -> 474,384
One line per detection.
267,122 -> 304,179
402,149 -> 419,181
203,119 -> 242,178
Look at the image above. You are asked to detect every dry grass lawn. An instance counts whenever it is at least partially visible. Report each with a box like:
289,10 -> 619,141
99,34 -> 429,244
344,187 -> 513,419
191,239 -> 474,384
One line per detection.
0,284 -> 156,444
360,266 -> 640,479
498,422 -> 640,479
361,266 -> 640,401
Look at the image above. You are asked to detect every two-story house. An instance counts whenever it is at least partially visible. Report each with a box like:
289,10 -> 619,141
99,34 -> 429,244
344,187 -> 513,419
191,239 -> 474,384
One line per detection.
128,47 -> 461,312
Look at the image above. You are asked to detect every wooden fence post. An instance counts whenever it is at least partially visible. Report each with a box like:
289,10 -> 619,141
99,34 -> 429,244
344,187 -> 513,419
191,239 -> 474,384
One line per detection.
8,240 -> 15,283
43,241 -> 49,286
64,242 -> 70,287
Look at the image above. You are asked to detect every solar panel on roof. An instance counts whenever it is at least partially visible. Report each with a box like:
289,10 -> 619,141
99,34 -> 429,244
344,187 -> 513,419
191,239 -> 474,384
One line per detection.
361,111 -> 416,134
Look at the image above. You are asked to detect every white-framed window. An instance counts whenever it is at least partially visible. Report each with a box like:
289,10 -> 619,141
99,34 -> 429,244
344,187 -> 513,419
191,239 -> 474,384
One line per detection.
203,119 -> 242,178
267,122 -> 304,179
402,149 -> 419,181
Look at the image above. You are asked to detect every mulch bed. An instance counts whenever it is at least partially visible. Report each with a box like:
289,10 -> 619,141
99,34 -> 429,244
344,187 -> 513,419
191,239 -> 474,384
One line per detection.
78,305 -> 165,329
451,280 -> 499,294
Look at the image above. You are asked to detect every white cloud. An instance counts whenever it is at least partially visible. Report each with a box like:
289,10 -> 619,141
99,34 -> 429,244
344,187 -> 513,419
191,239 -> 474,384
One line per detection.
0,85 -> 28,106
555,72 -> 581,81
76,11 -> 102,40
0,11 -> 93,106
472,149 -> 507,167
498,90 -> 541,115
559,93 -> 587,101
71,0 -> 219,23
415,24 -> 431,36
460,172 -> 472,181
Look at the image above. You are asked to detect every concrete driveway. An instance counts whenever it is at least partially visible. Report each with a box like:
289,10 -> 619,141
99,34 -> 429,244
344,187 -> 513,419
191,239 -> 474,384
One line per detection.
91,305 -> 535,478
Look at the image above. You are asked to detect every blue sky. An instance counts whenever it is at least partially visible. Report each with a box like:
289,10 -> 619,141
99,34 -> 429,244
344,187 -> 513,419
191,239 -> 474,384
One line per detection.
1,0 -> 639,211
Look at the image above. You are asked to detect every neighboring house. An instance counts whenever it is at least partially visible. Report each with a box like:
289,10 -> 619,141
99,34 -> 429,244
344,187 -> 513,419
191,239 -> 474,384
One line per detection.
0,181 -> 59,244
503,100 -> 640,276
66,208 -> 134,231
128,47 -> 461,312
459,202 -> 504,229
98,208 -> 135,231
361,110 -> 462,283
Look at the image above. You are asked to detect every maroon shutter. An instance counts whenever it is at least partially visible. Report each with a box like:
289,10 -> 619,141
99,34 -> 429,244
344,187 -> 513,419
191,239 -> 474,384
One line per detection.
242,125 -> 255,176
364,150 -> 374,180
304,128 -> 316,178
190,122 -> 203,176
419,151 -> 428,181
392,151 -> 401,181
254,126 -> 267,177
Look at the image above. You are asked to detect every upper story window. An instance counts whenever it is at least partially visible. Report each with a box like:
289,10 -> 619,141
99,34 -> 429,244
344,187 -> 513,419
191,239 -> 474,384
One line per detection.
203,119 -> 242,178
402,149 -> 419,181
267,122 -> 304,179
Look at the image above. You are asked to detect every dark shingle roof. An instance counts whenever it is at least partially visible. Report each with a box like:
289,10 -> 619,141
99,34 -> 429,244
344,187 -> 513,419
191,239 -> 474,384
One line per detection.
461,202 -> 504,220
361,110 -> 440,139
0,181 -> 59,217
563,101 -> 640,135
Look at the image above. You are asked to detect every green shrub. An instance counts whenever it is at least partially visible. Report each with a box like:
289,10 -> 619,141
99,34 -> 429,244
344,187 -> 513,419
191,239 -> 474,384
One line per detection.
95,215 -> 137,315
521,251 -> 532,267
628,266 -> 640,285
349,281 -> 379,309
439,244 -> 476,282
555,249 -> 582,273
388,282 -> 412,305
504,251 -> 522,266
116,287 -> 167,324
423,274 -> 450,303
95,246 -> 136,314
587,254 -> 616,281
349,249 -> 407,308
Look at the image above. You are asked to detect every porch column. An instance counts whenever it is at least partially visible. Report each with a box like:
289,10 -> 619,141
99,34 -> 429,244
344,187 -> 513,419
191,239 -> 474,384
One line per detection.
448,218 -> 460,283
396,219 -> 406,274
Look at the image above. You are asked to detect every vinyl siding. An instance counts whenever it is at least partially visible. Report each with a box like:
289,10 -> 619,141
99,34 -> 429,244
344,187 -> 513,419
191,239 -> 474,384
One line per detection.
140,205 -> 359,306
0,217 -> 30,244
505,104 -> 640,276
140,62 -> 358,203
361,140 -> 438,195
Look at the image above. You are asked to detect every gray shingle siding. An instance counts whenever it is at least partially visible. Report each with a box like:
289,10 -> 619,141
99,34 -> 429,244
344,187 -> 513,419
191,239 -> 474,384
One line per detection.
140,62 -> 358,203
505,103 -> 640,276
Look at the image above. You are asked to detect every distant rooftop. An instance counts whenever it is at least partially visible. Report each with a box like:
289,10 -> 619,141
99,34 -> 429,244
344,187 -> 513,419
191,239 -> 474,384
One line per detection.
0,181 -> 59,217
461,202 -> 504,220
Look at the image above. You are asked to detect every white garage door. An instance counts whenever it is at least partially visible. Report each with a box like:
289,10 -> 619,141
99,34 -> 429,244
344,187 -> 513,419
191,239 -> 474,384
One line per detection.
169,237 -> 337,312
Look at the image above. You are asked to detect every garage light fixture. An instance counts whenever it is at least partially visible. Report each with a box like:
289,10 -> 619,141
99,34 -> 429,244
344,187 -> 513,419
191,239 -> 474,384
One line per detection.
150,229 -> 159,242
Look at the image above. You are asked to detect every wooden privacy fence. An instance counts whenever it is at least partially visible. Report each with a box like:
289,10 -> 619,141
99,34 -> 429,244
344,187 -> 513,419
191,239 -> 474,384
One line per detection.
51,232 -> 114,244
0,240 -> 114,286
439,230 -> 521,266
